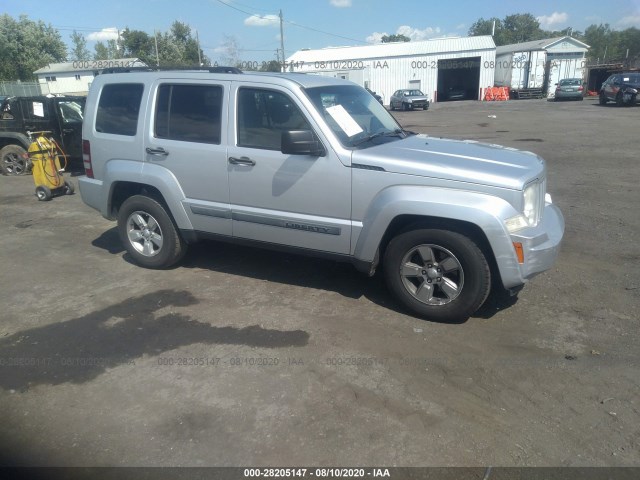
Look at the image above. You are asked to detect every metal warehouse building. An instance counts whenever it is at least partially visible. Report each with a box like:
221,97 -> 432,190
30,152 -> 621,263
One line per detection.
287,35 -> 496,104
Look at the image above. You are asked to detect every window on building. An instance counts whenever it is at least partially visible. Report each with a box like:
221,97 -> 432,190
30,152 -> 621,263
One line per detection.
75,74 -> 81,81
45,76 -> 57,82
155,84 -> 223,144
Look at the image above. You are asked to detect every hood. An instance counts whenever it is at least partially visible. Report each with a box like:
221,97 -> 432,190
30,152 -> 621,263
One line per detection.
351,134 -> 545,190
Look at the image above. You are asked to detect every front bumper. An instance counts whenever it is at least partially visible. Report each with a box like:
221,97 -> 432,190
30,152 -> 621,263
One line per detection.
507,201 -> 564,285
408,100 -> 429,109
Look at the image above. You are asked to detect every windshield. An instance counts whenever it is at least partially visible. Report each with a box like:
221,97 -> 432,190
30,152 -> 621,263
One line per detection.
560,79 -> 581,86
406,90 -> 424,96
305,85 -> 404,149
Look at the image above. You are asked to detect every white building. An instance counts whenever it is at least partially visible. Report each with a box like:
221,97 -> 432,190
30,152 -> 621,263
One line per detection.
495,37 -> 589,98
34,58 -> 146,95
287,36 -> 496,104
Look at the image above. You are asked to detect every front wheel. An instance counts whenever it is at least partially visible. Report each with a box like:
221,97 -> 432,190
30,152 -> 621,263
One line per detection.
599,93 -> 607,105
36,185 -> 52,201
383,228 -> 491,322
0,145 -> 28,175
117,195 -> 186,269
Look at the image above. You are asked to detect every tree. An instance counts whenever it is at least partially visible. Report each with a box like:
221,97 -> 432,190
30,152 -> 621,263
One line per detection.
117,23 -> 209,66
218,34 -> 241,67
0,14 -> 67,81
468,13 -> 543,46
94,39 -> 119,60
502,14 -> 544,44
119,29 -> 154,63
260,60 -> 282,72
70,30 -> 91,61
381,34 -> 410,43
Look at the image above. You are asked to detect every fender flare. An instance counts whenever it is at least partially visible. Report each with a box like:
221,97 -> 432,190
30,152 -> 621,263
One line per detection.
0,133 -> 31,150
102,160 -> 193,230
353,185 -> 522,286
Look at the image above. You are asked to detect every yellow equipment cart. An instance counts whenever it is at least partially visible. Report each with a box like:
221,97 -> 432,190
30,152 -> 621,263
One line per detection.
28,131 -> 74,201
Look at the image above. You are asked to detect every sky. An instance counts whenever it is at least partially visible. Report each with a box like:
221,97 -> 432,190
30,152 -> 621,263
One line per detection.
3,0 -> 640,63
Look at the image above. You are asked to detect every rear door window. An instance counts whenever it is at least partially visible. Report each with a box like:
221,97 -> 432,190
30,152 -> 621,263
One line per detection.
154,84 -> 223,144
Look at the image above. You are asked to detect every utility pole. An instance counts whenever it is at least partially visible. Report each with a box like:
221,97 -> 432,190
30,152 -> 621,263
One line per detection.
154,30 -> 160,66
196,30 -> 202,66
279,9 -> 286,71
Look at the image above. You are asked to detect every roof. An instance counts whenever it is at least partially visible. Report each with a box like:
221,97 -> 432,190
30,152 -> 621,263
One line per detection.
34,58 -> 145,75
287,35 -> 496,63
496,36 -> 589,55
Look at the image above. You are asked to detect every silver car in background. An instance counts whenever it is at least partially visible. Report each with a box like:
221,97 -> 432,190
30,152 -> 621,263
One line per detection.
554,78 -> 584,101
389,89 -> 430,110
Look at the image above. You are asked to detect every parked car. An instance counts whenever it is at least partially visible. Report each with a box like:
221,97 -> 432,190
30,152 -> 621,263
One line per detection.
389,89 -> 430,110
0,95 -> 86,174
365,87 -> 383,104
79,70 -> 563,322
554,78 -> 584,101
599,72 -> 640,106
445,86 -> 466,101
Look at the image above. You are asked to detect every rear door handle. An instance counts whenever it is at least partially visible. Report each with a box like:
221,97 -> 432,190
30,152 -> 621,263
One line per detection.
228,156 -> 256,166
146,147 -> 169,157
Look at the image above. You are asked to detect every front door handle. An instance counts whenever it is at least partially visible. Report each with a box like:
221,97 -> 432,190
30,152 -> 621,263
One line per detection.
146,147 -> 169,156
228,156 -> 256,166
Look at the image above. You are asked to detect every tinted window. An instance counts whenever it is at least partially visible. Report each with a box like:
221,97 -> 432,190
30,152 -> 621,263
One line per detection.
96,83 -> 144,136
155,84 -> 223,144
237,88 -> 311,150
20,99 -> 49,121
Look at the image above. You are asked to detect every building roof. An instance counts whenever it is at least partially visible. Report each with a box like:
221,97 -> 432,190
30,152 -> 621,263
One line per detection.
496,36 -> 589,55
287,35 -> 495,63
34,58 -> 145,75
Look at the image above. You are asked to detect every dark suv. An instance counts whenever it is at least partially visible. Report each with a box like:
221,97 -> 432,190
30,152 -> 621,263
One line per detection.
599,72 -> 640,106
0,95 -> 85,174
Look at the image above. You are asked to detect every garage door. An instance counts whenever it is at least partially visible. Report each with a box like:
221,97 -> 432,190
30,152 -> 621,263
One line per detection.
437,57 -> 481,101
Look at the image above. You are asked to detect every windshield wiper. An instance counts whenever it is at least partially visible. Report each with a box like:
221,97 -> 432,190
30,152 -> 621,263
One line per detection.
352,129 -> 407,147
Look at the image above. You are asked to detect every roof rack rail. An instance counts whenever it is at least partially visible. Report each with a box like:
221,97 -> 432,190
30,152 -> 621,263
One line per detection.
98,66 -> 243,75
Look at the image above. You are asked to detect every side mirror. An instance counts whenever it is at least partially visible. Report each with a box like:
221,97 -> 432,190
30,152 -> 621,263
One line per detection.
281,130 -> 326,157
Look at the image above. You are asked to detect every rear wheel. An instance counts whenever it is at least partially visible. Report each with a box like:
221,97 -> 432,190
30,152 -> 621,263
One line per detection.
64,181 -> 75,195
117,195 -> 186,269
0,145 -> 28,175
383,228 -> 491,322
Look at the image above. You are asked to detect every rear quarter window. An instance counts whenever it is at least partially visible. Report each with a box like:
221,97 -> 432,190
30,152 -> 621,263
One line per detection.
96,83 -> 144,136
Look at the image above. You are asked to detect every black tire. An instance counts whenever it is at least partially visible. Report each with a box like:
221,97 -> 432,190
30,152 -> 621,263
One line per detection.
599,92 -> 607,105
390,102 -> 395,111
64,180 -> 75,195
402,102 -> 410,111
423,105 -> 429,110
616,92 -> 624,107
0,145 -> 28,175
117,195 -> 186,269
383,228 -> 491,322
36,185 -> 52,201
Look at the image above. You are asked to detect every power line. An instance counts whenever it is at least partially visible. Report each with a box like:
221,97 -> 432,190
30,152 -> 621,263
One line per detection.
211,0 -> 368,46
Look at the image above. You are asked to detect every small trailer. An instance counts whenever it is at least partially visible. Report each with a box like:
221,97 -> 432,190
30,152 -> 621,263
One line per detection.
494,36 -> 590,99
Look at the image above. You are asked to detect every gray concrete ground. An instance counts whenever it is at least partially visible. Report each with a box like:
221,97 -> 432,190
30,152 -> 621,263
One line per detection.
0,97 -> 638,467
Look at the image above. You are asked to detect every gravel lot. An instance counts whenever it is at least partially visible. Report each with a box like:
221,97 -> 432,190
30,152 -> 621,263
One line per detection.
0,97 -> 638,468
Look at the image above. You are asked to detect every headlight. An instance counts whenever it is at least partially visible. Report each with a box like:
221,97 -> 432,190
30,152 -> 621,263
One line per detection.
506,181 -> 544,233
